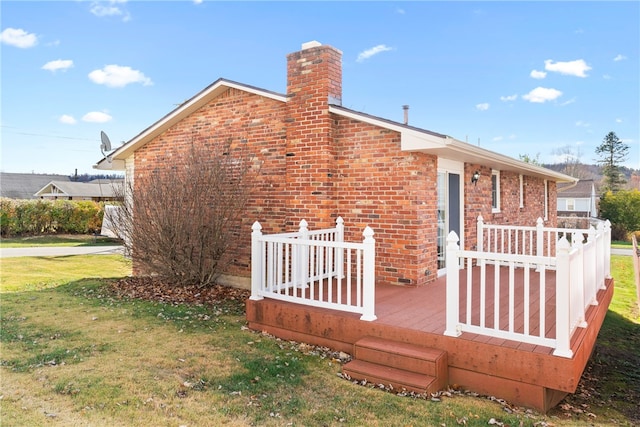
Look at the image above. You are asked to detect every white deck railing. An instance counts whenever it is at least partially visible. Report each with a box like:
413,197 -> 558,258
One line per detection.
445,217 -> 611,358
250,217 -> 377,321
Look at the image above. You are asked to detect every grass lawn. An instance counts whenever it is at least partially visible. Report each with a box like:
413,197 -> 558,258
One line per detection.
1,253 -> 638,426
0,234 -> 122,248
0,255 -> 131,293
611,241 -> 633,249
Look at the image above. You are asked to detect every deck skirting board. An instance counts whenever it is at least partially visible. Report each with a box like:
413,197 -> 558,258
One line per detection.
245,278 -> 614,413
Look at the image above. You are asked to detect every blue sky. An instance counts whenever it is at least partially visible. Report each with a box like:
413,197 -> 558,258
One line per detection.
2,1 -> 639,176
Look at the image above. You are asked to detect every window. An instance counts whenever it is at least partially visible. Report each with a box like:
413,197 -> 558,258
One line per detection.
566,198 -> 575,211
491,170 -> 500,212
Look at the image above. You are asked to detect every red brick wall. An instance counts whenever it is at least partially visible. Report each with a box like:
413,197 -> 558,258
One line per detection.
333,118 -> 439,287
284,44 -> 342,228
134,87 -> 289,276
131,43 -> 559,286
464,163 -> 558,251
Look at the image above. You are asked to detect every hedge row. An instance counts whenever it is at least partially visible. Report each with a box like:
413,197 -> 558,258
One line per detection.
0,198 -> 105,237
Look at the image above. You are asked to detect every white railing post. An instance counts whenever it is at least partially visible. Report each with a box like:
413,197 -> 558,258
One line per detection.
554,236 -> 573,358
604,220 -> 612,279
477,215 -> 484,252
444,231 -> 462,337
572,233 -> 587,328
250,221 -> 264,301
360,226 -> 377,321
596,221 -> 604,289
536,217 -> 544,257
585,226 -> 598,305
336,216 -> 344,279
297,219 -> 309,287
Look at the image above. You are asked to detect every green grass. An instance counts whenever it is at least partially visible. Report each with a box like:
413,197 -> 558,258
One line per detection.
1,252 -> 638,426
0,254 -> 131,292
611,240 -> 633,249
608,255 -> 639,320
0,234 -> 121,248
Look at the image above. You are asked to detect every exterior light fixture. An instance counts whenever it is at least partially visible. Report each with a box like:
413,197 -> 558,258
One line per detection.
471,170 -> 481,186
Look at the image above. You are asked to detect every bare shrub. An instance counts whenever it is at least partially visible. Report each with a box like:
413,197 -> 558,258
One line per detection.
111,138 -> 260,287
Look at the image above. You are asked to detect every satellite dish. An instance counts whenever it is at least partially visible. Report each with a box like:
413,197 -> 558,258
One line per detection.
100,131 -> 113,163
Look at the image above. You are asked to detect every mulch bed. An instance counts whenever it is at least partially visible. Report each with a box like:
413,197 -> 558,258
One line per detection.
108,276 -> 250,306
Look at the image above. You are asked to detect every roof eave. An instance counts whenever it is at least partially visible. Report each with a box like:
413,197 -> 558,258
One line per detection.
329,105 -> 576,183
442,138 -> 577,182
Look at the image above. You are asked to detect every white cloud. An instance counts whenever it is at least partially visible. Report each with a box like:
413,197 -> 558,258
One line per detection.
475,103 -> 490,111
357,44 -> 393,62
88,64 -> 153,87
613,54 -> 627,62
193,0 -> 203,4
59,114 -> 77,125
575,120 -> 590,128
530,69 -> 547,79
42,59 -> 74,72
500,94 -> 518,102
616,118 -> 623,123
522,87 -> 562,103
602,74 -> 612,80
0,28 -> 38,48
396,8 -> 405,14
492,136 -> 503,142
544,59 -> 591,77
83,111 -> 113,123
90,0 -> 131,22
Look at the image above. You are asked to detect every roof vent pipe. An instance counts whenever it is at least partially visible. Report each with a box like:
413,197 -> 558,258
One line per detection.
402,105 -> 409,125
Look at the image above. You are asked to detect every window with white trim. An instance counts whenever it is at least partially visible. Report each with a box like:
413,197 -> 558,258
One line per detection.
491,170 -> 500,212
566,198 -> 575,211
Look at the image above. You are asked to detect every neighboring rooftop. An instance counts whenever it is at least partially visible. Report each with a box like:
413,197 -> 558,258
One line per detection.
34,180 -> 123,200
557,179 -> 598,198
0,172 -> 71,200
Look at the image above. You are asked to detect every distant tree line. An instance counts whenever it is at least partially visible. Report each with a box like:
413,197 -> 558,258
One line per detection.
70,173 -> 124,182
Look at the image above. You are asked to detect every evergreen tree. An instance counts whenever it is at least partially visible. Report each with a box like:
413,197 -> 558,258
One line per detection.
595,131 -> 629,193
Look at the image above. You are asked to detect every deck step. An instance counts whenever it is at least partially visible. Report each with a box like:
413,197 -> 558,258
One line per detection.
342,336 -> 448,394
342,360 -> 438,393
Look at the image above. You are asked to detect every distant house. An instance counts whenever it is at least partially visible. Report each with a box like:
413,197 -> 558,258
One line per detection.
0,172 -> 70,200
34,179 -> 123,202
557,179 -> 598,218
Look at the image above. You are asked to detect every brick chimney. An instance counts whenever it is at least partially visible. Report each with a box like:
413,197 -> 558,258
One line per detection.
285,41 -> 342,227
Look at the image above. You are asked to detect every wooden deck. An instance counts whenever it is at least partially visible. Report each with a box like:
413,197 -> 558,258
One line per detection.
246,266 -> 614,412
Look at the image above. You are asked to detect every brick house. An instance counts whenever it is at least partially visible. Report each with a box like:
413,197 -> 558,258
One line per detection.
96,41 -> 575,289
95,42 -> 616,412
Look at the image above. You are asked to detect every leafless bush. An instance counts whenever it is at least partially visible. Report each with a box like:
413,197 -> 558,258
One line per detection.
111,138 -> 260,287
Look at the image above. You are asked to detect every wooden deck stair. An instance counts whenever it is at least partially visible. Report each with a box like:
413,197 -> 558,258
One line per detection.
342,336 -> 448,394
